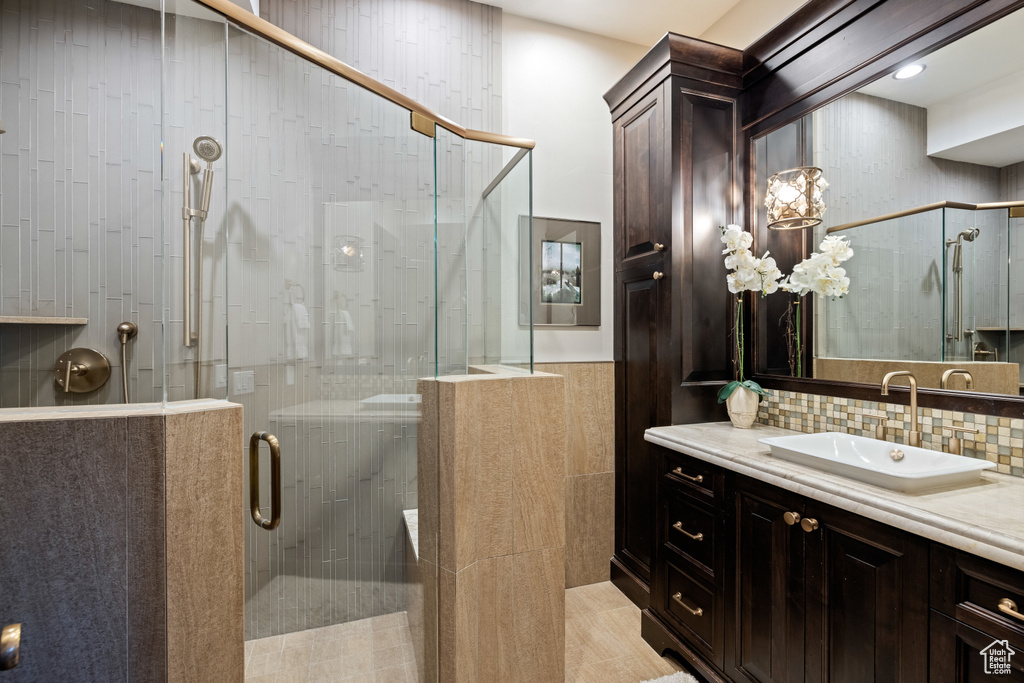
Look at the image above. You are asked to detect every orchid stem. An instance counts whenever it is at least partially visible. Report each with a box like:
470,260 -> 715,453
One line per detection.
795,297 -> 802,378
736,294 -> 744,382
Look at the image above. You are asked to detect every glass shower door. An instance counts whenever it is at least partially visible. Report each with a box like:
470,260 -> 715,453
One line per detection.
224,22 -> 432,680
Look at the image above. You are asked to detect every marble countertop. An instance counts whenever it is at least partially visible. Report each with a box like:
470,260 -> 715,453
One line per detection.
646,422 -> 1024,571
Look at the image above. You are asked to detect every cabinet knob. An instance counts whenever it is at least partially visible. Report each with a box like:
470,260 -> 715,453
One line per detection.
653,242 -> 665,252
801,518 -> 819,533
998,598 -> 1024,622
783,511 -> 801,526
653,271 -> 664,280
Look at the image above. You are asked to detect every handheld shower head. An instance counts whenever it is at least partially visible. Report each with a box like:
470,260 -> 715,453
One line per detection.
193,136 -> 222,165
961,227 -> 980,242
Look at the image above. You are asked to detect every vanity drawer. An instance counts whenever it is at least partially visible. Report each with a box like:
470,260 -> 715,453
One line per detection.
933,547 -> 1024,641
665,490 -> 715,575
660,448 -> 717,502
662,559 -> 717,652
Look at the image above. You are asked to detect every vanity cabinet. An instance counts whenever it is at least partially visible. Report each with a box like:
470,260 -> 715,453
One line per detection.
645,445 -> 933,683
607,31 -> 743,608
930,545 -> 1024,680
731,476 -> 929,683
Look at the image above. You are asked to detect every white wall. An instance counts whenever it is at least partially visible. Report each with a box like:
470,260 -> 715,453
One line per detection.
502,14 -> 647,362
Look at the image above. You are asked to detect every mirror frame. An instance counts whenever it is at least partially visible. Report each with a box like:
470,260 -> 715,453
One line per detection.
742,0 -> 1024,417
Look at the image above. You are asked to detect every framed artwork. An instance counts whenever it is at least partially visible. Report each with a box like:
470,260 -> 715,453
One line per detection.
521,217 -> 601,326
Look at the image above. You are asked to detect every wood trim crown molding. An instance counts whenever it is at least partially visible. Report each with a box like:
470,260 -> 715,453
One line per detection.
604,33 -> 743,119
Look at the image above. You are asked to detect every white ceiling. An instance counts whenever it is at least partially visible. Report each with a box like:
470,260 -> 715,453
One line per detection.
485,0 -> 807,48
857,7 -> 1024,167
857,9 -> 1024,108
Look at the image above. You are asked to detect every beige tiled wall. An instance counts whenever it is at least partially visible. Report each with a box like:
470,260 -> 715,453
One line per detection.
537,362 -> 615,588
418,372 -> 567,683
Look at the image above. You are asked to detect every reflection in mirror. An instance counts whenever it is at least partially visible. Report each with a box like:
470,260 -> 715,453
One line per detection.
755,6 -> 1024,397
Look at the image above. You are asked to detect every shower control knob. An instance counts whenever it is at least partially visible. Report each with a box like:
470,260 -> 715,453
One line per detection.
53,348 -> 111,394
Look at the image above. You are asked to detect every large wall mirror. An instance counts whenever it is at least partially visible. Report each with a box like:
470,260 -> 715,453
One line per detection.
752,4 -> 1024,404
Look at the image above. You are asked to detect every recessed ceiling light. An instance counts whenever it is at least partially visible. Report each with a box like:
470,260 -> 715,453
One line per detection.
893,64 -> 925,80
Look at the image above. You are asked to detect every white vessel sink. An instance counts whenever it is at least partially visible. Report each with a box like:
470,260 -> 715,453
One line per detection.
758,432 -> 996,492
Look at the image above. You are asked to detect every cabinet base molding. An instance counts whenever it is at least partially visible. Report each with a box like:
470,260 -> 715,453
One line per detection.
611,555 -> 650,610
641,609 -> 727,683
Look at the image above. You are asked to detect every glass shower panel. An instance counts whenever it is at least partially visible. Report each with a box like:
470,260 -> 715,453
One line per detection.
223,23 -> 434,641
1004,210 -> 1024,391
476,146 -> 532,369
161,1 -> 230,403
819,209 -> 945,361
435,127 -> 469,376
956,207 -> 1011,368
944,207 -> 1007,364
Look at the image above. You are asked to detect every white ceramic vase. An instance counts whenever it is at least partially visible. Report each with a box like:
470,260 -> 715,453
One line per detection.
726,385 -> 759,429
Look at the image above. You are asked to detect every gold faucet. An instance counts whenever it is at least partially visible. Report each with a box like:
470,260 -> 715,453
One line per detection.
941,368 -> 974,390
881,371 -> 921,448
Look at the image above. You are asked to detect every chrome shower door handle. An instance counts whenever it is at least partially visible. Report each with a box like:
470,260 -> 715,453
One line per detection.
1,623 -> 21,671
249,432 -> 282,531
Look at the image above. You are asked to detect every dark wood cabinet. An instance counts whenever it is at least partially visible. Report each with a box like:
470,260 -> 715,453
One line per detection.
615,263 -> 671,590
615,85 -> 670,270
644,451 -> 940,683
730,482 -> 806,683
801,502 -> 929,683
607,32 -> 743,608
730,477 -> 929,683
931,611 -> 1024,681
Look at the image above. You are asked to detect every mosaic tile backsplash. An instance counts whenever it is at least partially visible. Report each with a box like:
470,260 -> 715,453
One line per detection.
757,390 -> 1024,477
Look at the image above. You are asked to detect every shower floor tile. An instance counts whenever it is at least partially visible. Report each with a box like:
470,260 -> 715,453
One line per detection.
244,583 -> 685,682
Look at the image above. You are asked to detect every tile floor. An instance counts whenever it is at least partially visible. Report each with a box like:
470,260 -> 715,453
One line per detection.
244,582 -> 684,682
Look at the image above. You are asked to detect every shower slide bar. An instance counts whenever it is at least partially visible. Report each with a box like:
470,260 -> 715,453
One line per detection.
191,0 -> 535,149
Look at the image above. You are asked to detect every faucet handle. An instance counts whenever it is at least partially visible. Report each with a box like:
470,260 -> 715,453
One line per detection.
863,410 -> 889,441
942,424 -> 980,456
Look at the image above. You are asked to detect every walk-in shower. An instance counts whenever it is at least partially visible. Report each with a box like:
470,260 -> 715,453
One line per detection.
0,0 -> 533,677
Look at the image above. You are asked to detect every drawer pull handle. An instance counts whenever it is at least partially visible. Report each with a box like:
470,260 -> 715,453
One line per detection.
801,518 -> 819,533
672,521 -> 704,541
654,242 -> 665,252
999,598 -> 1024,622
671,467 -> 703,484
783,511 -> 801,526
653,271 -> 664,281
671,592 -> 703,617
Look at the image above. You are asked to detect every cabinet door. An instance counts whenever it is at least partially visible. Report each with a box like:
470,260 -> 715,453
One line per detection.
614,83 -> 670,270
931,610 -> 1024,681
803,505 -> 929,683
730,481 -> 806,683
615,262 -> 669,585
